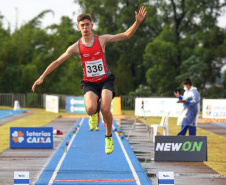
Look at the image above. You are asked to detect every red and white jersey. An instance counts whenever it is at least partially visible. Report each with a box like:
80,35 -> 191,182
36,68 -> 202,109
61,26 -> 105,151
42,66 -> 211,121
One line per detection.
78,34 -> 111,83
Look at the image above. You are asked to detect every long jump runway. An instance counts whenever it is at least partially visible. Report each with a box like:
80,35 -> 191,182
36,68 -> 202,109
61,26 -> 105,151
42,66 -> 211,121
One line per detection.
35,118 -> 151,185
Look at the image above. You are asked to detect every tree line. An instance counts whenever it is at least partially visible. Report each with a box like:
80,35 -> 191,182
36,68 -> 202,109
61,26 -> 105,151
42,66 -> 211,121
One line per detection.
1,0 -> 226,98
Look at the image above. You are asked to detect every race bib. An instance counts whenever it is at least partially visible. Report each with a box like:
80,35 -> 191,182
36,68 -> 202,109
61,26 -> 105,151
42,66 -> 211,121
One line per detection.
85,59 -> 105,77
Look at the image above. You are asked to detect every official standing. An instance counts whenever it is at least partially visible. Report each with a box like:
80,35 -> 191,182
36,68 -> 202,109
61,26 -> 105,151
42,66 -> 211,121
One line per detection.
174,78 -> 200,136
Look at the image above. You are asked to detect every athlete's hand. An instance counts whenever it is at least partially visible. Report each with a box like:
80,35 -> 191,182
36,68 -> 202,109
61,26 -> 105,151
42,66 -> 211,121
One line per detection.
135,6 -> 147,23
174,91 -> 180,98
32,77 -> 44,92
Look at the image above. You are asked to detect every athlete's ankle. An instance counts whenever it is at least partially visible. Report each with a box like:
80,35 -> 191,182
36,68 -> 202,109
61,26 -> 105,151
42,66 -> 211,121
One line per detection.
105,134 -> 112,138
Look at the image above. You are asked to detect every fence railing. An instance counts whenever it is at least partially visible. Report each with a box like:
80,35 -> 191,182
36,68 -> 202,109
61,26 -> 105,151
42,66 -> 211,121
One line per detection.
120,95 -> 135,110
0,93 -> 136,110
0,93 -> 68,109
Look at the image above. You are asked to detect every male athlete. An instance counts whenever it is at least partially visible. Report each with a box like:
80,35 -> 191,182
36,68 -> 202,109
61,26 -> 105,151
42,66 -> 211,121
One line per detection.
32,6 -> 147,154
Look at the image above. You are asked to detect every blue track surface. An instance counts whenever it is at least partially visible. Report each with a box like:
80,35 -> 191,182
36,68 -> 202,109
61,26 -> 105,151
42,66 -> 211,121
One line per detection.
212,122 -> 226,128
0,110 -> 27,120
35,118 -> 152,185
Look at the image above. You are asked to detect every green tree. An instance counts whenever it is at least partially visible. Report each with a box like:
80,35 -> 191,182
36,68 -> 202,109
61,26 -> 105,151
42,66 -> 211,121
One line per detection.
129,84 -> 152,96
0,10 -> 84,95
177,27 -> 226,96
0,13 -> 11,91
0,10 -> 54,93
144,0 -> 226,97
40,16 -> 82,95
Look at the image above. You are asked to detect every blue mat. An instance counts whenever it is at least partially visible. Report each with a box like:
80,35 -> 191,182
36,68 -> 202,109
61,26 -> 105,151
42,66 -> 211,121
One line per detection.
35,118 -> 152,185
0,110 -> 27,120
212,122 -> 226,128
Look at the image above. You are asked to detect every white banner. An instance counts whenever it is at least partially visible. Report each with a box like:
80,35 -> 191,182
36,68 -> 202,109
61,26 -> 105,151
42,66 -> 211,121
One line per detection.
14,171 -> 29,185
46,95 -> 59,113
202,99 -> 226,119
135,98 -> 183,117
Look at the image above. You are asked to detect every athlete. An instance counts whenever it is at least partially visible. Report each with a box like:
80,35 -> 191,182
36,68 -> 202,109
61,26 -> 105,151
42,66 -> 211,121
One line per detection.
32,6 -> 147,154
89,99 -> 101,131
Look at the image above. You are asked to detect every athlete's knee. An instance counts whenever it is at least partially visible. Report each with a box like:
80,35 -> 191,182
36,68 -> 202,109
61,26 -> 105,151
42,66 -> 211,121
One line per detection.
100,106 -> 111,115
86,106 -> 96,116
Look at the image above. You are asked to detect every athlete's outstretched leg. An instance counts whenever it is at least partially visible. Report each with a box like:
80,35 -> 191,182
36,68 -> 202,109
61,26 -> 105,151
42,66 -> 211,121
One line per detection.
101,89 -> 113,136
95,99 -> 101,131
84,91 -> 99,130
84,91 -> 98,115
101,89 -> 113,154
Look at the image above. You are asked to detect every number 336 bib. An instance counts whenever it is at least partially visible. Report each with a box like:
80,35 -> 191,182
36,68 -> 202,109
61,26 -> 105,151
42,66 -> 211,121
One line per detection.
85,59 -> 105,77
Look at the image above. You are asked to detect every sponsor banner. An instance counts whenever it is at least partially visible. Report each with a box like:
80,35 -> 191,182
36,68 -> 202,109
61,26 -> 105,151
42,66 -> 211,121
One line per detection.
203,99 -> 226,119
65,96 -> 86,114
66,96 -> 122,115
14,171 -> 29,185
111,97 -> 122,115
155,136 -> 207,161
46,95 -> 59,113
10,127 -> 53,148
135,98 -> 183,117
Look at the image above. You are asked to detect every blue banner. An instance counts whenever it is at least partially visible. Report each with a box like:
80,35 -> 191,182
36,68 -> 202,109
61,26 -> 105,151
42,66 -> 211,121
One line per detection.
10,127 -> 53,148
65,96 -> 86,114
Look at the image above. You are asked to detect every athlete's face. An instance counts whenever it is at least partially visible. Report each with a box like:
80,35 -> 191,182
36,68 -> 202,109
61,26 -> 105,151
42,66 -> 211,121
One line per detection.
77,19 -> 93,36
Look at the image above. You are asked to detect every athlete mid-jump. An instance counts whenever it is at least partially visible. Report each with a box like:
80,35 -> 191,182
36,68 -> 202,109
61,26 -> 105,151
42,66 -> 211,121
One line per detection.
32,6 -> 147,154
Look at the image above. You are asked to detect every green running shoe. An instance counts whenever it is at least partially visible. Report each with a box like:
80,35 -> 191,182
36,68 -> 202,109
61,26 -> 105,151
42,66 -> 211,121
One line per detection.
96,126 -> 99,131
105,136 -> 114,154
89,113 -> 97,131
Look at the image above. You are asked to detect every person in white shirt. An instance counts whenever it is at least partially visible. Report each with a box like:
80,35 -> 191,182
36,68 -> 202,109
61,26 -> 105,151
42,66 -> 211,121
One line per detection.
174,78 -> 200,135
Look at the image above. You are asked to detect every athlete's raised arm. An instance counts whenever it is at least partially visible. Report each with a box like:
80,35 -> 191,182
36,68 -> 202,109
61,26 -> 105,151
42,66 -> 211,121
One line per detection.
32,42 -> 80,92
100,6 -> 147,44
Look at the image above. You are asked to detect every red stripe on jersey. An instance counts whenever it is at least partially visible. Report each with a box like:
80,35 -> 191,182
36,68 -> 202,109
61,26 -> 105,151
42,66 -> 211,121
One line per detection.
79,34 -> 110,83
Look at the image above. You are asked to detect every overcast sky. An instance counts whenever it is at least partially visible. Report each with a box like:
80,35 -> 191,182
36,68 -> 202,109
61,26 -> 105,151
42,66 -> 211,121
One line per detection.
0,0 -> 226,30
0,0 -> 81,30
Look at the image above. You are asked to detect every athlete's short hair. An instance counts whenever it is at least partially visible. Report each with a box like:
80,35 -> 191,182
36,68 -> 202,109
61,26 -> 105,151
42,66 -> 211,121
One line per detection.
77,14 -> 92,23
183,77 -> 192,86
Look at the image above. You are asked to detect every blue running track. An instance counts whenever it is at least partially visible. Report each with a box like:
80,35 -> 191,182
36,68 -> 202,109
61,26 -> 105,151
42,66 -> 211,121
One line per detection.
212,122 -> 226,128
35,118 -> 152,185
0,110 -> 27,120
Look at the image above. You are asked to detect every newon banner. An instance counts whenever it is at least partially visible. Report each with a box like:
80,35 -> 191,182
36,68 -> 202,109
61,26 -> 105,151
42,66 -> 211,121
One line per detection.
154,136 -> 207,161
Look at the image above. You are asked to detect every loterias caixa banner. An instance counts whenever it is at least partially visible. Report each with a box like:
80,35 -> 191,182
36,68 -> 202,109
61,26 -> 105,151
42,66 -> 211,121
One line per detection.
10,127 -> 53,149
155,136 -> 207,161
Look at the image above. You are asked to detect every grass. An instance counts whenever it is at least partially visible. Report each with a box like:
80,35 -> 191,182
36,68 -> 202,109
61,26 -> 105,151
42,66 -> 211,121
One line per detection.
121,110 -> 135,116
0,106 -> 86,154
0,108 -> 225,176
0,107 -> 66,153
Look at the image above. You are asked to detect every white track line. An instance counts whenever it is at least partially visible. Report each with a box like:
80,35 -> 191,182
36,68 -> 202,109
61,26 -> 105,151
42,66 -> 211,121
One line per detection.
48,118 -> 84,185
112,123 -> 141,185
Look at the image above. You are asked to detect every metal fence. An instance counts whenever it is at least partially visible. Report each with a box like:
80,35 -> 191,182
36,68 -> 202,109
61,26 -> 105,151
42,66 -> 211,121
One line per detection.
120,95 -> 136,110
0,93 -> 136,110
0,93 -> 68,109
